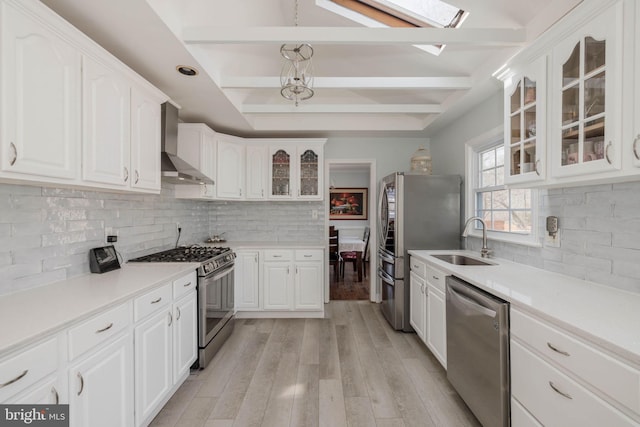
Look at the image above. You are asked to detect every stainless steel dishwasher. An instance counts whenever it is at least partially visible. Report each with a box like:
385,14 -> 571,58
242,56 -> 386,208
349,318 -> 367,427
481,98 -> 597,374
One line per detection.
446,276 -> 510,427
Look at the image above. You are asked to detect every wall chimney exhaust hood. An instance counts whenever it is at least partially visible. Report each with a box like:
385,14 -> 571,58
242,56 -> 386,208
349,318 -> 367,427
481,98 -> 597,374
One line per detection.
161,102 -> 213,185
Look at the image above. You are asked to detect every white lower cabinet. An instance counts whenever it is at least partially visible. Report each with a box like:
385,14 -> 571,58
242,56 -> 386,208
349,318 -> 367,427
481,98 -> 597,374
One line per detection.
237,248 -> 323,314
134,307 -> 173,425
511,307 -> 640,425
69,333 -> 134,427
235,250 -> 261,310
6,375 -> 61,404
409,256 -> 447,369
173,291 -> 198,380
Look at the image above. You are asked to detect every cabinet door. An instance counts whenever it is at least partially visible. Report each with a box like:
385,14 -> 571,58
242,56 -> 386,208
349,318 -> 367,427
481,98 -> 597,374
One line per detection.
134,309 -> 172,425
504,56 -> 547,184
173,292 -> 197,380
201,128 -> 216,183
426,285 -> 447,368
82,56 -> 131,187
633,1 -> 640,169
216,137 -> 245,199
263,262 -> 292,310
409,271 -> 426,341
235,250 -> 260,310
1,2 -> 81,180
551,3 -> 622,178
297,146 -> 323,199
294,262 -> 322,310
269,146 -> 295,199
131,86 -> 161,191
246,145 -> 267,199
69,333 -> 133,427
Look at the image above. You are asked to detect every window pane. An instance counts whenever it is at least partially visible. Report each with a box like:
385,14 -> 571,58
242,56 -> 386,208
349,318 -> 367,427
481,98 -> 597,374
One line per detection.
482,150 -> 495,169
480,192 -> 492,210
492,189 -> 509,209
481,169 -> 495,188
491,211 -> 509,231
510,189 -> 531,209
496,165 -> 505,186
496,146 -> 504,166
385,0 -> 464,27
511,210 -> 532,233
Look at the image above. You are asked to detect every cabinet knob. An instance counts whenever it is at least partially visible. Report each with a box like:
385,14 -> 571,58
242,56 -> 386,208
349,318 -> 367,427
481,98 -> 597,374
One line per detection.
605,141 -> 613,165
633,134 -> 640,161
124,167 -> 129,182
8,142 -> 17,166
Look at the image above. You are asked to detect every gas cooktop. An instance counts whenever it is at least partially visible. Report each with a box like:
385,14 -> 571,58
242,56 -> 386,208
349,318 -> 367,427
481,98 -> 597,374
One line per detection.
128,246 -> 235,275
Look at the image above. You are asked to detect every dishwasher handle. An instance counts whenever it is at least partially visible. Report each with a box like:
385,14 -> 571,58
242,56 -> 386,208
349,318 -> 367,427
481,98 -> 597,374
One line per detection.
448,284 -> 497,318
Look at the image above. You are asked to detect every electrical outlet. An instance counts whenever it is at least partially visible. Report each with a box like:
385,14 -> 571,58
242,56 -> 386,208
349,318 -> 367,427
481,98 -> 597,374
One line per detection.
104,227 -> 113,243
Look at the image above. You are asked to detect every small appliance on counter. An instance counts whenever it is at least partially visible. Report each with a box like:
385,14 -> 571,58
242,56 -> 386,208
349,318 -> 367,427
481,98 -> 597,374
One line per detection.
89,245 -> 120,273
128,245 -> 236,368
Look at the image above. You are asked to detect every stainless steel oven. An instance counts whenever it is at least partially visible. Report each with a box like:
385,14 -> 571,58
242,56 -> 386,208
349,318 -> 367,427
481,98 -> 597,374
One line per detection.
197,261 -> 235,369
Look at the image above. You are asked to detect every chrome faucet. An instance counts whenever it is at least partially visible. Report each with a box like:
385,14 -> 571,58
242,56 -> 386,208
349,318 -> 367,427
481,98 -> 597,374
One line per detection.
462,216 -> 492,258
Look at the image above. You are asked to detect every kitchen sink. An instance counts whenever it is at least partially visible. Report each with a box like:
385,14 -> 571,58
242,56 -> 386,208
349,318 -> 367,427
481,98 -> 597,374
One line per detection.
431,254 -> 496,266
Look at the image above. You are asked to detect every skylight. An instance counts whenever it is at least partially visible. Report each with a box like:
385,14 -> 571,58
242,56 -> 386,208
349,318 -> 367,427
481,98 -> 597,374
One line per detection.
358,0 -> 467,28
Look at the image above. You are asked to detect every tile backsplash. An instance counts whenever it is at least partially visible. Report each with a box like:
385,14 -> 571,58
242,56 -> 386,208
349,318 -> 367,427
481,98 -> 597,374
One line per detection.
0,183 -> 325,296
465,181 -> 640,294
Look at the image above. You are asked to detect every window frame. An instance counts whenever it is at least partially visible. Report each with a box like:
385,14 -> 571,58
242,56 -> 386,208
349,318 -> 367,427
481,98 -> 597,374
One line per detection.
464,126 -> 541,247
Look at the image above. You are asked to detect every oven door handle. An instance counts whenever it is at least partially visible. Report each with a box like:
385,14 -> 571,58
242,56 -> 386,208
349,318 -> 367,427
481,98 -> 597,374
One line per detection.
207,264 -> 235,282
377,269 -> 395,286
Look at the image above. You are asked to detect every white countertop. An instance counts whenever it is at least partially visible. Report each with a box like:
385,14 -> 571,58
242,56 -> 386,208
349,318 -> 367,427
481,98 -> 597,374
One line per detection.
203,241 -> 325,249
0,263 -> 199,355
409,250 -> 640,365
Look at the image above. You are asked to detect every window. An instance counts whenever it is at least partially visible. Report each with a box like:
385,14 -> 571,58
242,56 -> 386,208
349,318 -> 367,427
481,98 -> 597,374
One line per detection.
467,136 -> 539,245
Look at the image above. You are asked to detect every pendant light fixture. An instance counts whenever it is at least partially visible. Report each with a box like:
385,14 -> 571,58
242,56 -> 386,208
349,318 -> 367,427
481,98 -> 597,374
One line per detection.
280,0 -> 314,106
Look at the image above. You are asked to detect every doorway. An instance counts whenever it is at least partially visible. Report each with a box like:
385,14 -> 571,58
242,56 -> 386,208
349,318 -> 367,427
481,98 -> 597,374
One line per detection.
324,159 -> 378,303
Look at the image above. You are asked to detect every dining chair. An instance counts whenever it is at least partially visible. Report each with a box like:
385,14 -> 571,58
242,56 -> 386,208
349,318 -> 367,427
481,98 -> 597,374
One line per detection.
329,226 -> 341,281
341,226 -> 370,279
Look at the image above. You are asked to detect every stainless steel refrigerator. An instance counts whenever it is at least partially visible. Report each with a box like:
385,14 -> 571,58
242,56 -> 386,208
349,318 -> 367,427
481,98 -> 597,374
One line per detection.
377,172 -> 461,331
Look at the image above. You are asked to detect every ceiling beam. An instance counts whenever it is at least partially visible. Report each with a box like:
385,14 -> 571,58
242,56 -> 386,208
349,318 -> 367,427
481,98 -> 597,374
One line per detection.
183,26 -> 526,46
221,76 -> 472,90
242,104 -> 442,114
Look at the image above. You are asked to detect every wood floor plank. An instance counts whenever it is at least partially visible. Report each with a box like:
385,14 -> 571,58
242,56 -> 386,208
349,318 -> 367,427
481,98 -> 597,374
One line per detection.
290,364 -> 320,427
319,317 -> 341,380
319,379 -> 348,427
346,302 -> 400,419
358,302 -> 394,350
149,377 -> 203,426
335,324 -> 369,398
300,318 -> 321,365
261,351 -> 301,427
345,397 -> 376,427
330,300 -> 349,325
376,419 -> 407,427
206,330 -> 269,420
370,301 -> 420,359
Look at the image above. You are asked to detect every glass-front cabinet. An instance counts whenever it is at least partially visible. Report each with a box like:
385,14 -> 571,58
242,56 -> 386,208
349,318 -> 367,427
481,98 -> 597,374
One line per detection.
504,56 -> 546,185
633,0 -> 640,169
551,3 -> 622,178
268,142 -> 323,200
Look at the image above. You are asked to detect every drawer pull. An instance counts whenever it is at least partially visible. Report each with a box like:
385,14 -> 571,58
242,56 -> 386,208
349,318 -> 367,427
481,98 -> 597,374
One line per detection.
634,134 -> 640,160
549,381 -> 572,400
9,142 -> 17,166
304,254 -> 312,258
547,342 -> 570,356
432,276 -> 439,280
95,323 -> 114,333
176,307 -> 181,321
52,386 -> 59,404
151,297 -> 162,304
183,282 -> 192,287
168,312 -> 173,327
273,255 -> 283,258
124,167 -> 129,182
134,170 -> 140,184
77,372 -> 84,396
605,141 -> 613,165
0,369 -> 28,388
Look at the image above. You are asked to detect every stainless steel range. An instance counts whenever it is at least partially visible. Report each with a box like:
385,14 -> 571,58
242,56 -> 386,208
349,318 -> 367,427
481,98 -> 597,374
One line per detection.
129,246 -> 235,369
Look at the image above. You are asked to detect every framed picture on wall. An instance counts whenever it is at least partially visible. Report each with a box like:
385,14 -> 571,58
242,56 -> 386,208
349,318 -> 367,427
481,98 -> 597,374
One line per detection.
329,188 -> 368,220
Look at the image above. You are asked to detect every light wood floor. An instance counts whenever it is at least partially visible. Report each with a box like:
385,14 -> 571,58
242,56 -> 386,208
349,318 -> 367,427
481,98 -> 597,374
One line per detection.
149,301 -> 481,427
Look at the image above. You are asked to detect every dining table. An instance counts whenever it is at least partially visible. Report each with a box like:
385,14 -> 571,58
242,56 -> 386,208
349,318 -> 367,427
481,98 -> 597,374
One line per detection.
339,236 -> 366,281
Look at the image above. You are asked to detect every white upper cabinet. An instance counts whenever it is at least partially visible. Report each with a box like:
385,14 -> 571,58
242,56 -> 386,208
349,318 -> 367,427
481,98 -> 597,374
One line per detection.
245,144 -> 268,200
130,86 -> 162,192
550,2 -> 623,178
269,145 -> 295,199
216,133 -> 245,199
268,140 -> 325,200
177,123 -> 216,183
0,0 -> 81,181
297,144 -> 323,200
82,55 -> 130,186
504,56 -> 547,185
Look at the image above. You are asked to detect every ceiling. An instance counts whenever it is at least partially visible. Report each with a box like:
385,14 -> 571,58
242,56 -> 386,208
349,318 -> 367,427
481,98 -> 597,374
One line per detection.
41,0 -> 582,139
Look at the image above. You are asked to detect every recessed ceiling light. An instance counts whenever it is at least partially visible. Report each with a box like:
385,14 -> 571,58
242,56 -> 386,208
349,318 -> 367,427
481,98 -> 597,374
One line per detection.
176,65 -> 198,76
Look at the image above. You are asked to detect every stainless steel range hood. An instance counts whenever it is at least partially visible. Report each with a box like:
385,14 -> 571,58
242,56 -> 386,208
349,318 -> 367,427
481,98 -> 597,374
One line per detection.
161,102 -> 213,185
